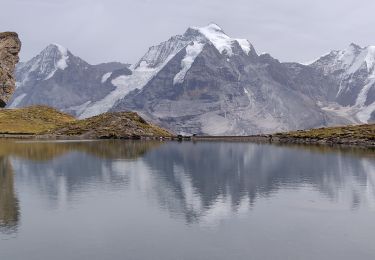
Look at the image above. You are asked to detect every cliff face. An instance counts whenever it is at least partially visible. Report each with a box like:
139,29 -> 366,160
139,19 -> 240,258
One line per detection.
0,32 -> 21,107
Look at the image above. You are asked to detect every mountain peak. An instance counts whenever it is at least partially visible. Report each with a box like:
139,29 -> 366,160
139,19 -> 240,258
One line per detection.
348,42 -> 362,50
337,43 -> 375,73
43,43 -> 68,56
186,23 -> 252,56
193,23 -> 225,33
43,43 -> 69,72
16,43 -> 70,82
188,23 -> 229,42
52,43 -> 68,53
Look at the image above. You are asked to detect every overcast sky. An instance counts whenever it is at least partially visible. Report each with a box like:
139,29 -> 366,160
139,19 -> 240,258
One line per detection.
1,0 -> 375,65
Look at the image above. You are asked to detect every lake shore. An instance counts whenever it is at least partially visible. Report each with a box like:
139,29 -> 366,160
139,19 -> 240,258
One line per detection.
187,124 -> 375,148
1,106 -> 373,147
1,132 -> 374,148
190,135 -> 374,148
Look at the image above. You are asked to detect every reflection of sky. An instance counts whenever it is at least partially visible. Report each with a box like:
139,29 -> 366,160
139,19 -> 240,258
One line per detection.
6,142 -> 375,227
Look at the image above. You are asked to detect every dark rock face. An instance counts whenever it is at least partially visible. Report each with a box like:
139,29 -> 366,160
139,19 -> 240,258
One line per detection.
283,62 -> 339,102
0,32 -> 21,107
93,62 -> 130,72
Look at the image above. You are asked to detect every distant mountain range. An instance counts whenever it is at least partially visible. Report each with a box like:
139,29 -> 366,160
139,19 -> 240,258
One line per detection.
9,24 -> 375,135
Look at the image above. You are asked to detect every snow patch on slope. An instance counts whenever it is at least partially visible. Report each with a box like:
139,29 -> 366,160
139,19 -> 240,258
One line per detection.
8,93 -> 27,108
356,102 -> 375,122
354,79 -> 375,122
331,44 -> 375,76
243,87 -> 254,101
45,43 -> 69,80
101,72 -> 112,83
235,39 -> 252,55
79,34 -> 194,118
79,68 -> 155,119
67,101 -> 92,115
79,58 -> 179,119
355,80 -> 374,107
173,41 -> 205,85
135,36 -> 191,69
365,46 -> 375,74
55,44 -> 69,69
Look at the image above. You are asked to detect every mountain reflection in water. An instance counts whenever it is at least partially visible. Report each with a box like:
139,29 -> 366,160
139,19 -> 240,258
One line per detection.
0,140 -> 374,232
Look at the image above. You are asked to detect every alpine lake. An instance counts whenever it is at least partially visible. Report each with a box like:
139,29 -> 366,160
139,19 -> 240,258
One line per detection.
0,140 -> 374,260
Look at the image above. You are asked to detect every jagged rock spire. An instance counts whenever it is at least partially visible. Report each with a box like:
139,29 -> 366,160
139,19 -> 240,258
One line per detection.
0,32 -> 21,107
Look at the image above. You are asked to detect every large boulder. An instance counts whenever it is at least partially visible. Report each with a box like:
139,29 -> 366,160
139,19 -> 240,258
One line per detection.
0,32 -> 21,107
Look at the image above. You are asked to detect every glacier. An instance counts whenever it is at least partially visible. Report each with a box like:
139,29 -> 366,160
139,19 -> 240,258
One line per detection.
173,41 -> 205,85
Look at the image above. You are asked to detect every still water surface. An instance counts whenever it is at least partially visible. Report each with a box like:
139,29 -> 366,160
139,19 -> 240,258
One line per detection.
0,140 -> 374,260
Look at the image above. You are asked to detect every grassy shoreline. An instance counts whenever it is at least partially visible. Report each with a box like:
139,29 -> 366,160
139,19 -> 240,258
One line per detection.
0,106 -> 373,147
271,124 -> 374,147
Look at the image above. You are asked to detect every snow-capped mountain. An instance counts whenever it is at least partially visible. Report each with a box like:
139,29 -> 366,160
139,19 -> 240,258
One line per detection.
9,44 -> 130,114
309,44 -> 375,122
109,24 -> 350,134
16,44 -> 69,84
10,24 -> 375,135
79,23 -> 257,119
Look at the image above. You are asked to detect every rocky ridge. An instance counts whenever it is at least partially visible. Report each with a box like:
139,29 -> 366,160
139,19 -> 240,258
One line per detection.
0,32 -> 21,107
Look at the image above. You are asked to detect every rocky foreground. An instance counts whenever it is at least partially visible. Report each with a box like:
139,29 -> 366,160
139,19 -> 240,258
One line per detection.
0,32 -> 21,107
0,106 -> 172,139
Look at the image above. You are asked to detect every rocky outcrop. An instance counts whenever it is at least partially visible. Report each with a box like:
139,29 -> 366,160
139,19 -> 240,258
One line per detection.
0,105 -> 172,138
0,32 -> 21,107
51,111 -> 173,139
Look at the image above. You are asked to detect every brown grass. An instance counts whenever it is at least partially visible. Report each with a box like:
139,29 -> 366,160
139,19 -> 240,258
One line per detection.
275,124 -> 375,141
0,106 -> 172,138
0,105 -> 75,134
